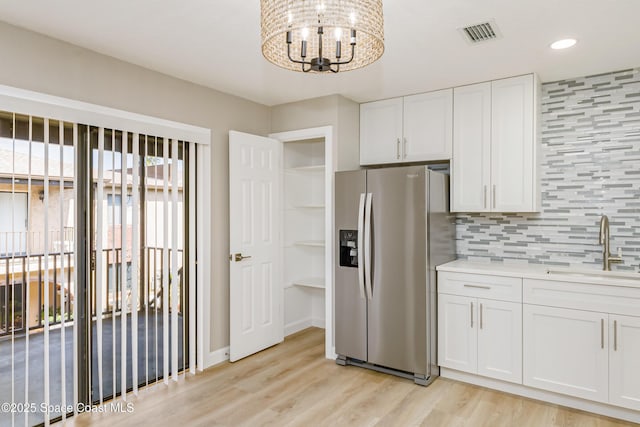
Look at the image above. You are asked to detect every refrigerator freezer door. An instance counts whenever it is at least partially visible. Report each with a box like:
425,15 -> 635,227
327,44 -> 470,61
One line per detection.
427,170 -> 455,376
367,166 -> 428,375
335,170 -> 368,361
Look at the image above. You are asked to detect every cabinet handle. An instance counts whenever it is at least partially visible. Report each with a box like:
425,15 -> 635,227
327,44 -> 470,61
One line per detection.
614,320 -> 618,351
470,302 -> 474,328
483,185 -> 487,209
492,184 -> 496,209
601,319 -> 605,349
464,284 -> 491,290
396,138 -> 401,160
403,137 -> 407,159
480,303 -> 483,330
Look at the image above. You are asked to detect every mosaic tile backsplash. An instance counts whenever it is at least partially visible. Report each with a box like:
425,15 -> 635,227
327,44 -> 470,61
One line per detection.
456,68 -> 640,270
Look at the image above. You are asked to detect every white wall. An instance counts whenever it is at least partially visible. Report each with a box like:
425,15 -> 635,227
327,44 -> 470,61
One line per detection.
271,95 -> 359,354
271,94 -> 360,172
0,21 -> 271,354
0,22 -> 364,356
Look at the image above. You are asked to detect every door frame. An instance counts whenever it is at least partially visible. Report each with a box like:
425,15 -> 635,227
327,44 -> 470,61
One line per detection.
269,126 -> 335,359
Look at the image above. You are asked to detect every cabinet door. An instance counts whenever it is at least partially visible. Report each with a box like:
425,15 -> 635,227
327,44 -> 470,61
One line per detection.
403,89 -> 453,162
438,294 -> 477,374
491,75 -> 536,212
610,314 -> 640,410
451,82 -> 491,212
477,299 -> 522,384
523,304 -> 608,403
359,98 -> 403,165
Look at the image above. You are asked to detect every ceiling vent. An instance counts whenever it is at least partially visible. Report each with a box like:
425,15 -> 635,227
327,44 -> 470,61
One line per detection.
459,20 -> 502,44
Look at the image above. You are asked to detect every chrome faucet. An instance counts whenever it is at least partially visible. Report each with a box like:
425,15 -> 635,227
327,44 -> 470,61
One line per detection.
599,215 -> 622,271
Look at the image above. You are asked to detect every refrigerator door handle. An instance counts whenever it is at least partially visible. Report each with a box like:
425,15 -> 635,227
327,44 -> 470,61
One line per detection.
364,192 -> 373,300
357,193 -> 366,299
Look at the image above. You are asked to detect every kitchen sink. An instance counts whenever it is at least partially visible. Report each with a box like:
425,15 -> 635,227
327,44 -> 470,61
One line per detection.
546,268 -> 640,284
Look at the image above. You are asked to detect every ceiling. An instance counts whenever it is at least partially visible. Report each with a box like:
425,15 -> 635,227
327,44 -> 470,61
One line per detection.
1,1 -> 639,106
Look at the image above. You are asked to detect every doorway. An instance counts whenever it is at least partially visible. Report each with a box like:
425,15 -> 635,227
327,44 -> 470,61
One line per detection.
228,127 -> 335,362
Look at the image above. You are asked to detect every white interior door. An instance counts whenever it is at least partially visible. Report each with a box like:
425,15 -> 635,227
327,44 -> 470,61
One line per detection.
229,131 -> 282,362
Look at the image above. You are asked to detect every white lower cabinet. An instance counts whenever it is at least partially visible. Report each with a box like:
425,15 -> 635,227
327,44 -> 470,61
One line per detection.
438,292 -> 522,384
609,314 -> 640,410
523,304 -> 609,402
477,298 -> 522,383
524,306 -> 640,411
438,266 -> 640,421
438,294 -> 477,374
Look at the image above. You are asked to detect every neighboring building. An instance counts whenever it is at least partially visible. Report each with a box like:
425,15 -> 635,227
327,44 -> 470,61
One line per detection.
0,138 -> 184,335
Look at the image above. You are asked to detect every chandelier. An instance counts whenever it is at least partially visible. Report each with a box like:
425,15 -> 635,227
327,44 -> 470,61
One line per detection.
260,0 -> 384,73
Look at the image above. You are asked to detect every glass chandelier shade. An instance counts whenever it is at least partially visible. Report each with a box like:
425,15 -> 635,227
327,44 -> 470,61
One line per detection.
261,0 -> 384,73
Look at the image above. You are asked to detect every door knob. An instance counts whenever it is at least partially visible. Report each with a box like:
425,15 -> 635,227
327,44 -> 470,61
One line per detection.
234,253 -> 252,262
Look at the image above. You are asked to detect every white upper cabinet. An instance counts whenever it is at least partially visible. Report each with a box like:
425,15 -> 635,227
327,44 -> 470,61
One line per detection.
452,82 -> 492,212
491,76 -> 535,212
452,74 -> 539,213
359,98 -> 403,165
360,89 -> 453,165
403,89 -> 453,162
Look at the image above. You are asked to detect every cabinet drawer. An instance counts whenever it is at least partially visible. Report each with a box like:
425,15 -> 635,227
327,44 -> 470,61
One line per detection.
523,279 -> 640,317
439,272 -> 522,302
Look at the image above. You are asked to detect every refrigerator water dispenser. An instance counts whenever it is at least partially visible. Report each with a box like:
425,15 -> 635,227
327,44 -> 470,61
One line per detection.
339,230 -> 358,267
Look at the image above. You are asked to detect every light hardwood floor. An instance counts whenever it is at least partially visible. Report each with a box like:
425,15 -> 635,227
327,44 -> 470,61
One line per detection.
62,328 -> 637,427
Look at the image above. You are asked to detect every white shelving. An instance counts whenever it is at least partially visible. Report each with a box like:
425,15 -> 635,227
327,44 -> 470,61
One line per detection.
282,137 -> 328,335
285,164 -> 325,172
293,240 -> 325,247
288,204 -> 325,209
291,277 -> 325,289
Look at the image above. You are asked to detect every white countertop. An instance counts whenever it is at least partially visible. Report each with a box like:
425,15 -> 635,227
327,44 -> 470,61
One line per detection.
437,259 -> 640,289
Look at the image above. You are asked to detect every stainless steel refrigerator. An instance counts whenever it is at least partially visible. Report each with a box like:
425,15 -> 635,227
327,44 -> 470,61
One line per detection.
335,166 -> 455,385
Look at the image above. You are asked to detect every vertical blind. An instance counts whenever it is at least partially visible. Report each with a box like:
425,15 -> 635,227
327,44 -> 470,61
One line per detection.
0,111 -> 198,427
91,129 -> 191,403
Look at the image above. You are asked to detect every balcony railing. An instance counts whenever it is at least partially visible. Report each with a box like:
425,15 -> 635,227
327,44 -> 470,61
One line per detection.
0,246 -> 183,338
0,228 -> 74,257
90,247 -> 184,318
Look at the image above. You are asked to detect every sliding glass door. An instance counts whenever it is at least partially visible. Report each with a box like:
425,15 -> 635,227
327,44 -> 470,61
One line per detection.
89,129 -> 189,403
0,113 -> 77,426
0,110 -> 191,427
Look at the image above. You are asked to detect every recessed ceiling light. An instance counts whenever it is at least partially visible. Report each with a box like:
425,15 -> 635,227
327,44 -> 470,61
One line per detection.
550,38 -> 577,50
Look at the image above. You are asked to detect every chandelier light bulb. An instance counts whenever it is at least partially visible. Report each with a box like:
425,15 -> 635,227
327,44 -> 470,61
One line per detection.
261,0 -> 384,73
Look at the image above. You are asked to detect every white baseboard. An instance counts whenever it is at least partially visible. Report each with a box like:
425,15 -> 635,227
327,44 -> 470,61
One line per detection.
285,318 -> 312,336
204,346 -> 230,369
285,317 -> 325,337
326,346 -> 337,361
440,368 -> 640,424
